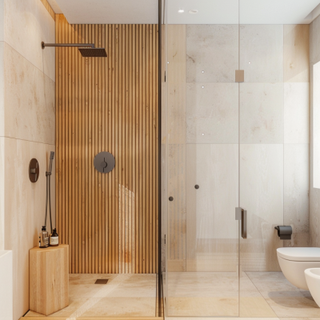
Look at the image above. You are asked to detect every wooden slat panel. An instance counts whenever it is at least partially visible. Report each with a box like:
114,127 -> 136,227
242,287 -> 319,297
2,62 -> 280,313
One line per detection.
55,15 -> 158,274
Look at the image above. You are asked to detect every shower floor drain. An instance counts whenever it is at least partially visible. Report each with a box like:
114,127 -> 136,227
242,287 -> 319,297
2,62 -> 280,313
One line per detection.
95,279 -> 108,284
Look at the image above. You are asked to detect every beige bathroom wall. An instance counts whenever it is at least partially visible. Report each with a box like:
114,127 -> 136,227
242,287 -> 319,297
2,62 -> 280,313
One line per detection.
0,40 -> 4,251
0,0 -> 3,42
0,0 -> 55,318
166,24 -> 309,272
283,25 -> 310,249
310,15 -> 320,247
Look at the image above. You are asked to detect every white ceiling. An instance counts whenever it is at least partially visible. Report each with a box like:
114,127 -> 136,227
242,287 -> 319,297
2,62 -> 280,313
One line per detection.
48,0 -> 158,24
47,0 -> 320,25
167,0 -> 320,24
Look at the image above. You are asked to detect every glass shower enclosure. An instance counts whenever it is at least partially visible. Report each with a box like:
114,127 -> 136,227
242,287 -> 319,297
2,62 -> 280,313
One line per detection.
161,0 -> 312,317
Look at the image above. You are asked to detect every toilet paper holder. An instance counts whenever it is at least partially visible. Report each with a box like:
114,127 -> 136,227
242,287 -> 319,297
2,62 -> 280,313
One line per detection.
275,225 -> 292,240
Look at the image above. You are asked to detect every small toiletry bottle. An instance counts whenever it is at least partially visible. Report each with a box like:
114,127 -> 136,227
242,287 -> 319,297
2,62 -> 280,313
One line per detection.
50,228 -> 59,246
39,226 -> 48,248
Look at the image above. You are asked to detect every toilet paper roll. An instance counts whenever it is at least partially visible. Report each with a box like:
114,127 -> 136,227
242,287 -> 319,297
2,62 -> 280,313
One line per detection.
275,225 -> 292,240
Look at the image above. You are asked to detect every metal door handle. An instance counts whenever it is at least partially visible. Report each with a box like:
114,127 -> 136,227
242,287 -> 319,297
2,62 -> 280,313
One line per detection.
241,209 -> 247,239
235,207 -> 247,239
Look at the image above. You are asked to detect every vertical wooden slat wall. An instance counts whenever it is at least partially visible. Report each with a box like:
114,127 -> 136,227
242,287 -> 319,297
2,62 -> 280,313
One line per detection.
55,15 -> 159,274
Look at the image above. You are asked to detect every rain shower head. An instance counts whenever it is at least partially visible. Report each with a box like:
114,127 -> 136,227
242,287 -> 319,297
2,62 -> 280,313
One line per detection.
41,42 -> 107,58
78,47 -> 107,57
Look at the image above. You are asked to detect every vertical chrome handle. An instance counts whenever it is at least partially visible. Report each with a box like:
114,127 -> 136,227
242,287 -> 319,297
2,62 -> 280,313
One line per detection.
235,207 -> 247,239
241,209 -> 247,239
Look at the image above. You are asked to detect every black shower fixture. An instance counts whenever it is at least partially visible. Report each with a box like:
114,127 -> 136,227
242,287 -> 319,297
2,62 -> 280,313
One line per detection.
41,41 -> 107,57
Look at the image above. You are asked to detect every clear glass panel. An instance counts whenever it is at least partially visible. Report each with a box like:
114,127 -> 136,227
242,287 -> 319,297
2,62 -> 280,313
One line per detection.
238,0 -> 311,317
163,0 -> 315,318
164,0 -> 240,316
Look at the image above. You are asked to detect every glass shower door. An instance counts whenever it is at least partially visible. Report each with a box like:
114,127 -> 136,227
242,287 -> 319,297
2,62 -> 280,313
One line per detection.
163,0 -> 241,316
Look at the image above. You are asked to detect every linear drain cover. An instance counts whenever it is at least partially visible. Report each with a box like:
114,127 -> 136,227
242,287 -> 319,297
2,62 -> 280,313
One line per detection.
95,279 -> 108,284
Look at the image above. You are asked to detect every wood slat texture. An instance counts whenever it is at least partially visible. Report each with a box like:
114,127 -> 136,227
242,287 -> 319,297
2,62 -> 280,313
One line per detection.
55,15 -> 158,274
166,25 -> 187,271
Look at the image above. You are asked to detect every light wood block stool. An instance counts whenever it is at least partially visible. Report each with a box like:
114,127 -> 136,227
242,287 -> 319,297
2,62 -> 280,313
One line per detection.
30,244 -> 69,315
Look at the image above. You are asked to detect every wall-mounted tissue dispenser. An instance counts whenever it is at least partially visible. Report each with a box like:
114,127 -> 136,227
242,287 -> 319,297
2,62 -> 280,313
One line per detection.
275,225 -> 292,240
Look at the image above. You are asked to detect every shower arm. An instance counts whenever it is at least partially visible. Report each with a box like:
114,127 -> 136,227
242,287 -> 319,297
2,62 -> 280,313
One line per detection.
41,41 -> 95,49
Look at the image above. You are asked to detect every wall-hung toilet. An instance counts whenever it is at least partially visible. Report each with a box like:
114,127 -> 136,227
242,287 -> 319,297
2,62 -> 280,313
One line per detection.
277,247 -> 320,290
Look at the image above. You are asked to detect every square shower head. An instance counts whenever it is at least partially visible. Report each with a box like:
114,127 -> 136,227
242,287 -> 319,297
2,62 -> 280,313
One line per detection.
79,48 -> 107,57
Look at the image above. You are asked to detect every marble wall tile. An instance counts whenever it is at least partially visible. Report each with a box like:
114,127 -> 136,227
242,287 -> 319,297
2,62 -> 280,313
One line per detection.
240,83 -> 284,144
0,137 -> 4,251
167,25 -> 186,85
186,25 -> 238,83
186,144 -> 238,241
4,0 -> 55,81
168,85 -> 186,144
240,144 -> 283,271
4,138 -> 55,320
284,232 -> 310,248
310,187 -> 320,247
284,83 -> 309,144
240,25 -> 283,83
283,25 -> 309,83
0,251 -> 12,320
310,14 -> 320,248
310,14 -> 320,65
186,83 -> 238,144
284,144 -> 309,235
4,43 -> 55,144
0,41 -> 3,137
0,0 -> 3,42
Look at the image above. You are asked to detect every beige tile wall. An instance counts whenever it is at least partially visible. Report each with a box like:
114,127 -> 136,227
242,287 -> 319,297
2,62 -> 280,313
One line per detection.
283,25 -> 310,249
310,15 -> 320,247
0,0 -> 55,318
166,24 -> 309,272
0,0 -> 3,42
0,137 -> 4,251
0,40 -> 4,251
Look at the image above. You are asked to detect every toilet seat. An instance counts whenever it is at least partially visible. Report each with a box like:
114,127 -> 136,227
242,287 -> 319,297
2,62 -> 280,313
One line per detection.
277,247 -> 320,262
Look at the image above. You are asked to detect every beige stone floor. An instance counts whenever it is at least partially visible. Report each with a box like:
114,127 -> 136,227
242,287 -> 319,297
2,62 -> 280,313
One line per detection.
166,271 -> 320,319
25,272 -> 320,319
26,273 -> 157,318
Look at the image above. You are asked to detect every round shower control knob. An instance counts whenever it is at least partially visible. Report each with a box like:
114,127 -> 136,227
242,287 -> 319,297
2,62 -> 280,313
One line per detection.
169,196 -> 174,201
94,152 -> 115,173
195,184 -> 199,189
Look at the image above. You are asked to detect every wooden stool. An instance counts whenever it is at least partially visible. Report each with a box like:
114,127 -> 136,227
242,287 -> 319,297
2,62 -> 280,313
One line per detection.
30,244 -> 69,315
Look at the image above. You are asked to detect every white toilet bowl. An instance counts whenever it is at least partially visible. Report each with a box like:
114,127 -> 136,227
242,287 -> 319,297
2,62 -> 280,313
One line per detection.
277,247 -> 320,290
305,268 -> 320,307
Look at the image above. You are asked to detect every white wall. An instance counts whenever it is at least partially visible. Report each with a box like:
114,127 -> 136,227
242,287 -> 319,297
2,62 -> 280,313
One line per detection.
310,14 -> 320,247
0,251 -> 13,320
0,0 -> 55,318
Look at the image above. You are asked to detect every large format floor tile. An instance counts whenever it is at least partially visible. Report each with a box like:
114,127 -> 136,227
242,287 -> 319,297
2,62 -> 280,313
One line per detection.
25,272 -> 320,318
247,272 -> 320,318
26,274 -> 156,317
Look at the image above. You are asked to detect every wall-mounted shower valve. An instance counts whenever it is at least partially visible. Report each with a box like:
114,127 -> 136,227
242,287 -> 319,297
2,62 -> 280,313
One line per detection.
29,158 -> 39,183
94,152 -> 115,173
